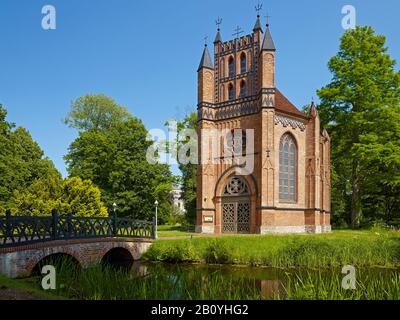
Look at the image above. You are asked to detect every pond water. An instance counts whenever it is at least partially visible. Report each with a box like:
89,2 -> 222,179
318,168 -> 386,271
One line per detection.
29,256 -> 400,300
97,260 -> 399,300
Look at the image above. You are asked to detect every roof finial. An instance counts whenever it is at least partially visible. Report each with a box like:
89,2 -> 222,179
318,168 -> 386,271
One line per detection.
204,35 -> 208,47
215,17 -> 222,32
255,1 -> 263,18
265,12 -> 271,27
232,26 -> 243,39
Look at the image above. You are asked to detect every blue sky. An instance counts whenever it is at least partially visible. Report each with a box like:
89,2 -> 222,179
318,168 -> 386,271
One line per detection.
0,0 -> 399,177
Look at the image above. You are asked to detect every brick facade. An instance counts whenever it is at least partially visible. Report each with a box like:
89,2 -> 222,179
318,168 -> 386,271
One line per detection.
196,18 -> 331,235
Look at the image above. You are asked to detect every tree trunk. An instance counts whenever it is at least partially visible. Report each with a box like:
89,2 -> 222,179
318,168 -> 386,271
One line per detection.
351,160 -> 361,228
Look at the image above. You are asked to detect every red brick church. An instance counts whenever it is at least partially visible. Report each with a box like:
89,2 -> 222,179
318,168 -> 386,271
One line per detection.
196,13 -> 331,234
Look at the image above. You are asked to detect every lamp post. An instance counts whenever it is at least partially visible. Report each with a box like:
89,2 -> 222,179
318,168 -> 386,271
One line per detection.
112,202 -> 117,236
154,200 -> 159,239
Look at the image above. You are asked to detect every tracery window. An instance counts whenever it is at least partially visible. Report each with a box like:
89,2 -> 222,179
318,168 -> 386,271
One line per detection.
279,133 -> 297,201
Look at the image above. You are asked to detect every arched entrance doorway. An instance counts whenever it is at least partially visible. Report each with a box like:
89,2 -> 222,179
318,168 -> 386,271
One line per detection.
221,176 -> 251,234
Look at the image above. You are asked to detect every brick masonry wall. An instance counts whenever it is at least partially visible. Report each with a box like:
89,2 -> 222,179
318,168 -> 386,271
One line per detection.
196,25 -> 331,235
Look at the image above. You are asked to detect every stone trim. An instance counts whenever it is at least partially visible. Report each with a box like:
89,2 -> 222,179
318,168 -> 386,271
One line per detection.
214,165 -> 259,198
257,206 -> 330,214
275,114 -> 306,131
305,225 -> 322,234
260,225 -> 330,234
321,225 -> 332,233
195,225 -> 215,234
259,226 -> 306,234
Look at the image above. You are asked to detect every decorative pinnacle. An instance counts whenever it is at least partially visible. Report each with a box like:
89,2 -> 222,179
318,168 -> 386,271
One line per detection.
215,17 -> 222,31
255,1 -> 263,18
265,13 -> 271,27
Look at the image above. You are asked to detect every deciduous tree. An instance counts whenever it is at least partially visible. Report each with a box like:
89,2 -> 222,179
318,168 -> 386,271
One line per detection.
317,26 -> 400,227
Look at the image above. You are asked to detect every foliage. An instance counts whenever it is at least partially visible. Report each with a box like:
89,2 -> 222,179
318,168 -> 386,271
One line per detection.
0,103 -> 107,217
317,26 -> 400,227
0,105 -> 61,212
63,94 -> 132,132
175,112 -> 197,223
11,176 -> 108,217
64,94 -> 176,222
144,230 -> 400,268
203,239 -> 236,264
60,177 -> 108,216
25,255 -> 400,300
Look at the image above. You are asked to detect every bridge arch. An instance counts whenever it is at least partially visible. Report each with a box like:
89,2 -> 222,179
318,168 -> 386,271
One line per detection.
26,248 -> 84,277
102,247 -> 134,269
31,252 -> 81,276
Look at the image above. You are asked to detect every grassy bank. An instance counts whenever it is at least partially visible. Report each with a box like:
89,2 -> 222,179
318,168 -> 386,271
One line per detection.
143,229 -> 400,269
0,274 -> 65,300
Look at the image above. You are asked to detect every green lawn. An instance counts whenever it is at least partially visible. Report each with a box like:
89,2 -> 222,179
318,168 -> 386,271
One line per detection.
0,274 -> 66,300
157,224 -> 197,238
145,228 -> 400,269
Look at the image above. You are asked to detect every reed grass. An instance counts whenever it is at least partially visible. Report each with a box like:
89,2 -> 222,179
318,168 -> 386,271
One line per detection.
143,229 -> 400,269
31,257 -> 400,300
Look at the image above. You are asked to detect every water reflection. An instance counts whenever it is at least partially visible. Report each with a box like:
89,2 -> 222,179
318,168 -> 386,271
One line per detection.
104,259 -> 399,300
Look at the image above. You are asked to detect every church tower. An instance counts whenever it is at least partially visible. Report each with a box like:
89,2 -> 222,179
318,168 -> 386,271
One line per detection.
196,11 -> 331,234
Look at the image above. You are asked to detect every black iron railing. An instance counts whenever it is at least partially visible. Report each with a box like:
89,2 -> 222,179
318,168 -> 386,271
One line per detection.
0,209 -> 155,248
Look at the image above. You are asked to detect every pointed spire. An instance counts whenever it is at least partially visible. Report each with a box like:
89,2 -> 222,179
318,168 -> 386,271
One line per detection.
262,23 -> 275,51
214,30 -> 222,43
253,15 -> 263,32
309,100 -> 318,118
197,44 -> 214,72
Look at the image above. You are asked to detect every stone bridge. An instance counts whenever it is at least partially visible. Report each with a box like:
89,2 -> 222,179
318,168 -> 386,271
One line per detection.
0,237 -> 153,278
0,211 -> 155,278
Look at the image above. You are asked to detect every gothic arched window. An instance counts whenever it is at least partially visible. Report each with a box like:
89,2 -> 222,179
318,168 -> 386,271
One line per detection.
220,85 -> 225,101
279,133 -> 297,201
228,83 -> 234,100
220,58 -> 225,78
240,80 -> 246,98
228,56 -> 235,78
240,53 -> 247,74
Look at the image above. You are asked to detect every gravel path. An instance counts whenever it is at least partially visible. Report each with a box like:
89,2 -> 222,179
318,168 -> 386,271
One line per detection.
0,285 -> 44,300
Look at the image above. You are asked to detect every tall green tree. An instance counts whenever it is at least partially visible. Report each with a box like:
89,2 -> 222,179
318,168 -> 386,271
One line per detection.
175,112 -> 198,223
64,94 -> 176,222
317,26 -> 400,227
0,105 -> 60,211
64,94 -> 132,132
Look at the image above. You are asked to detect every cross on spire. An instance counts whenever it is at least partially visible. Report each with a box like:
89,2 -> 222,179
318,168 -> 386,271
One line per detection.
204,35 -> 208,46
232,26 -> 243,39
215,17 -> 222,31
265,13 -> 271,27
255,1 -> 263,17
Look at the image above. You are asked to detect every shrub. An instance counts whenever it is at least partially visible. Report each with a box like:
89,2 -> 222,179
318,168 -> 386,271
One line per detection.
204,239 -> 235,265
159,240 -> 198,263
